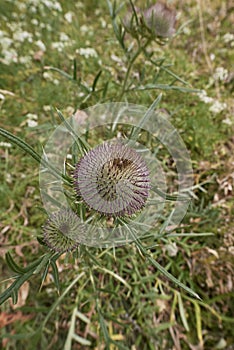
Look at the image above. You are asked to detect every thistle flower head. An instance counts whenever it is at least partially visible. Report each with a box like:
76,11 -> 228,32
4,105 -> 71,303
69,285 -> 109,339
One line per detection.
43,209 -> 80,252
143,2 -> 176,38
73,142 -> 150,217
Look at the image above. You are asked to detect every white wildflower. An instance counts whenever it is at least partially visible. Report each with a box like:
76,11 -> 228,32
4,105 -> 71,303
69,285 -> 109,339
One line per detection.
52,42 -> 64,52
1,48 -> 18,64
43,71 -> 52,80
60,32 -> 69,42
17,2 -> 26,11
13,30 -> 33,43
222,118 -> 232,126
64,11 -> 73,23
31,18 -> 39,25
1,37 -> 13,50
77,47 -> 98,59
213,67 -> 228,81
26,113 -> 38,120
0,141 -> 12,148
43,105 -> 51,112
100,18 -> 107,28
19,56 -> 32,65
197,90 -> 214,104
210,53 -> 215,61
223,33 -> 234,44
27,120 -> 38,127
43,0 -> 62,12
209,101 -> 227,114
36,40 -> 46,51
80,25 -> 89,34
165,242 -> 178,257
0,30 -> 7,39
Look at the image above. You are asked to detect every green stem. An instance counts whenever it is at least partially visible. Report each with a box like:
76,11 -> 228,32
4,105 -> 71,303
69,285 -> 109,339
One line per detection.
119,39 -> 151,99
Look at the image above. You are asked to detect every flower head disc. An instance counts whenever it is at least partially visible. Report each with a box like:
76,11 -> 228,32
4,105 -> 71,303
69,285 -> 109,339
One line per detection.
143,2 -> 176,38
43,209 -> 80,252
74,142 -> 150,216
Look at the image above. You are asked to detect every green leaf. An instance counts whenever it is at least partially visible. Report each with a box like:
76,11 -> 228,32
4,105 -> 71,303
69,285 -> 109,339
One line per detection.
56,108 -> 90,155
178,293 -> 190,331
50,260 -> 60,293
193,301 -> 203,343
128,94 -> 162,146
5,252 -> 25,275
43,66 -> 73,80
73,58 -> 77,81
0,270 -> 33,305
130,84 -> 201,93
39,261 -> 50,291
106,0 -> 113,17
92,70 -> 102,91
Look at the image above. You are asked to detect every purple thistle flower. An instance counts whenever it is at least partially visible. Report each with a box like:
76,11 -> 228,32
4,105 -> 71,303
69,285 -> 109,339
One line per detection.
143,2 -> 176,38
43,209 -> 80,252
73,142 -> 150,217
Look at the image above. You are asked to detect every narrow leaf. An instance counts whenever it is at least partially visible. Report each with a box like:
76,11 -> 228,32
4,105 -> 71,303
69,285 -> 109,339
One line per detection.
178,293 -> 190,331
92,70 -> 102,91
5,252 -> 24,275
50,260 -> 60,293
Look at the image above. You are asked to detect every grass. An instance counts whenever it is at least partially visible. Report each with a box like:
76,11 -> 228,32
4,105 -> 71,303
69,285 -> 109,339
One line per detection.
0,0 -> 233,349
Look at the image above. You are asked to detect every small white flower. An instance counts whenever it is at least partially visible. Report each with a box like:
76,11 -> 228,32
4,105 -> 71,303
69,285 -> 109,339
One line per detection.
60,32 -> 69,42
223,33 -> 234,44
13,30 -> 33,43
43,105 -> 51,112
80,25 -> 89,34
77,47 -> 98,59
100,18 -> 107,28
64,11 -> 73,23
52,42 -> 65,52
17,2 -> 26,11
222,118 -> 232,126
31,18 -> 39,25
26,113 -> 38,120
209,101 -> 227,114
210,53 -> 215,61
197,90 -> 214,104
18,56 -> 32,64
27,120 -> 38,127
1,48 -> 18,64
36,40 -> 46,51
0,141 -> 12,148
165,242 -> 178,257
213,67 -> 228,81
43,72 -> 52,80
1,37 -> 13,50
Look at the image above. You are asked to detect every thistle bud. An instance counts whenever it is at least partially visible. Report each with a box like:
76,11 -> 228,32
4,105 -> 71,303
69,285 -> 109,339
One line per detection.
143,2 -> 176,38
43,209 -> 80,252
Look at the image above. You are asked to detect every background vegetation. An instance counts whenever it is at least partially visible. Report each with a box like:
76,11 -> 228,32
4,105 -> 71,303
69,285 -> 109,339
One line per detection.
0,0 -> 233,349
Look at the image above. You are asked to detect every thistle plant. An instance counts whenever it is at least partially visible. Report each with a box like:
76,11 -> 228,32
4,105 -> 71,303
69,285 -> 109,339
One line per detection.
0,1 -> 209,348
